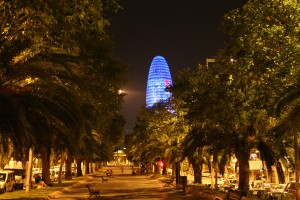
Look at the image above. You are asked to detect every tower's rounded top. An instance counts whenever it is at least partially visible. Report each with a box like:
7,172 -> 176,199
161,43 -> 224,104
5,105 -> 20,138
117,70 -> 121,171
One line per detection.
152,55 -> 166,61
149,56 -> 169,70
146,55 -> 173,108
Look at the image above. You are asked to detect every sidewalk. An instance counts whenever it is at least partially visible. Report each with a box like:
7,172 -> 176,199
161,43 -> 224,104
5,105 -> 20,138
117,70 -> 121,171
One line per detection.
0,166 -> 232,199
45,166 -> 211,200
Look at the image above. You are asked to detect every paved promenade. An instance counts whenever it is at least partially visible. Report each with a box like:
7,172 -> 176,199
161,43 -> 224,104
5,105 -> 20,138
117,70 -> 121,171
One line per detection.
50,166 -> 200,200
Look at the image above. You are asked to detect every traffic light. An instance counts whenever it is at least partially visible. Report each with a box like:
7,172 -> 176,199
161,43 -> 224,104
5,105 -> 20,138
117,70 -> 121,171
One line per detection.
160,161 -> 164,168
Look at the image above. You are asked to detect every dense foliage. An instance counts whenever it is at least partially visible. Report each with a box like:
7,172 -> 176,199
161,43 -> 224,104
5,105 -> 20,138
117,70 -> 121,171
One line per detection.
0,0 -> 127,184
127,0 -> 300,194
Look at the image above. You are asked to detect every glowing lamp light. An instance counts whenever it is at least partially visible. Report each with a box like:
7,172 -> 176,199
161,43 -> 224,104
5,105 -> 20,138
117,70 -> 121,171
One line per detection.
160,161 -> 164,168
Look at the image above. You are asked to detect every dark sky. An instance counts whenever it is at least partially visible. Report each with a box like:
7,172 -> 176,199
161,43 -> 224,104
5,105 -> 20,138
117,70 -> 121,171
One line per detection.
109,0 -> 247,131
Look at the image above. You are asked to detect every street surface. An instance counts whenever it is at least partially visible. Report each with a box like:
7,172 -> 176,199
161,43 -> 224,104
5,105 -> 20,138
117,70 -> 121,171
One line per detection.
53,166 -> 201,200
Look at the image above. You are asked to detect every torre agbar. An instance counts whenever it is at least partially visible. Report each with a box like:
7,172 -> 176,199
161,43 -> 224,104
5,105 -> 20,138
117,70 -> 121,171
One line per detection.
146,56 -> 173,108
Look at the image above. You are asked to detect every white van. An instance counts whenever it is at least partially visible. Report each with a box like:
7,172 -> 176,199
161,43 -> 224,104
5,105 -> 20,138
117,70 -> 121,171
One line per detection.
0,170 -> 15,193
4,168 -> 25,190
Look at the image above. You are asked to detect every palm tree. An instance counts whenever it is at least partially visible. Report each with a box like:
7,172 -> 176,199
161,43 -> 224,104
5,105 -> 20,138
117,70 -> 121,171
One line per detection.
274,80 -> 300,200
0,0 -> 126,186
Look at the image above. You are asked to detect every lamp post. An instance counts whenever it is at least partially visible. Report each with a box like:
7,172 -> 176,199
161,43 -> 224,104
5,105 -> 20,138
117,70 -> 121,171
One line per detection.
116,149 -> 119,165
25,147 -> 33,192
210,155 -> 216,189
232,157 -> 237,178
294,133 -> 299,200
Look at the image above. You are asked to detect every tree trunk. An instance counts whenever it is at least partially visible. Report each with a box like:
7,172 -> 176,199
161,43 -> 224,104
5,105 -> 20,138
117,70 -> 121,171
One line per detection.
154,163 -> 159,174
294,133 -> 299,200
41,145 -> 52,186
175,162 -> 180,185
95,162 -> 99,172
210,155 -> 215,189
90,162 -> 93,173
237,150 -> 250,192
25,147 -> 33,192
65,150 -> 73,180
214,160 -> 219,189
76,159 -> 83,177
85,160 -> 90,174
189,150 -> 203,184
172,164 -> 176,177
58,151 -> 66,183
191,162 -> 202,184
162,161 -> 167,175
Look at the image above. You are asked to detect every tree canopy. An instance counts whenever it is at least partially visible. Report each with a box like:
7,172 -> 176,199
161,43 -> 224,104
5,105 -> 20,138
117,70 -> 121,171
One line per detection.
0,0 -> 127,181
127,0 -> 300,192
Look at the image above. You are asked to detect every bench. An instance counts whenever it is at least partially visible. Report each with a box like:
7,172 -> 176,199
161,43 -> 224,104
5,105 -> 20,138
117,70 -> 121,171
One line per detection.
163,177 -> 175,187
86,184 -> 101,199
93,175 -> 108,183
106,170 -> 113,177
100,176 -> 108,183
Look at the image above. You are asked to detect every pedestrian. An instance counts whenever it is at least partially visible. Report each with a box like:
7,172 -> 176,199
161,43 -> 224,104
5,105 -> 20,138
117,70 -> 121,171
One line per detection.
106,170 -> 111,177
121,165 -> 124,174
33,174 -> 47,188
251,181 -> 254,188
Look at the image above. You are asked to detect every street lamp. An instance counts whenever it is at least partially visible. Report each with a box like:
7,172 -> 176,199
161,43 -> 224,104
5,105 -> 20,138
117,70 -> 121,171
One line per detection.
232,157 -> 237,178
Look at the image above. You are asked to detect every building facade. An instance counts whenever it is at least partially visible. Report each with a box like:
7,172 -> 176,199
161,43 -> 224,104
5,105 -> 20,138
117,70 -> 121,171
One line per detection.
146,56 -> 173,108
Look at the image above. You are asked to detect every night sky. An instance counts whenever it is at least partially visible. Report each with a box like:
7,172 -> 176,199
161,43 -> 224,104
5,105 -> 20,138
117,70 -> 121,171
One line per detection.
109,0 -> 247,131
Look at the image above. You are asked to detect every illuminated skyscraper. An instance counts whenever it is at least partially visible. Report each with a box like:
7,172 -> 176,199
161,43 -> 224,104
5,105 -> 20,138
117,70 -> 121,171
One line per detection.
146,56 -> 173,108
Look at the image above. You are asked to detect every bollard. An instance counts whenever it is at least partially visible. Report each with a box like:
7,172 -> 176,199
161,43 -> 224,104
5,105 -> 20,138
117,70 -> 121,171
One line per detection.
180,176 -> 187,192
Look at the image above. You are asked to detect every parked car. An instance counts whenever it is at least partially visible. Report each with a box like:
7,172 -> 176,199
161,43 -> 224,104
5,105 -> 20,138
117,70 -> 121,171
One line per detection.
259,183 -> 278,191
0,170 -> 15,194
201,170 -> 222,178
284,181 -> 296,196
4,168 -> 25,190
218,184 -> 231,192
261,191 -> 294,200
202,170 -> 211,177
32,168 -> 42,174
224,179 -> 238,189
272,184 -> 286,193
249,188 -> 267,198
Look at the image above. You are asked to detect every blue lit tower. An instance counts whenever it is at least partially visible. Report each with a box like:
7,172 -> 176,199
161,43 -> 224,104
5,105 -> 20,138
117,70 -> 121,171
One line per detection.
146,56 -> 173,108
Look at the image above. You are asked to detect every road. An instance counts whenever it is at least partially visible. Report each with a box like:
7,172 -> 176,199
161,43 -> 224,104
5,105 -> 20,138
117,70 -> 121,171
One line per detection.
52,166 -> 201,200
